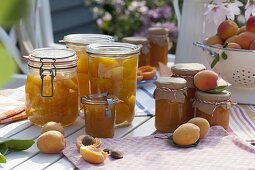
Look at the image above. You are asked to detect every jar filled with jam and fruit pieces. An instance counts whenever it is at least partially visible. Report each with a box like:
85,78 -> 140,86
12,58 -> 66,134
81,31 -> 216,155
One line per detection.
86,42 -> 141,126
171,63 -> 206,122
193,90 -> 232,129
154,77 -> 188,133
62,34 -> 114,99
148,27 -> 171,67
25,48 -> 79,126
81,93 -> 120,138
122,37 -> 150,67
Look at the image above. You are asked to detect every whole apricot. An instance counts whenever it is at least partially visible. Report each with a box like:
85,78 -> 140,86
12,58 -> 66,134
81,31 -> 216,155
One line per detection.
37,130 -> 66,154
206,35 -> 223,45
235,32 -> 255,49
226,42 -> 241,49
237,26 -> 246,34
246,16 -> 255,33
188,117 -> 210,138
194,70 -> 218,91
224,35 -> 238,45
250,40 -> 255,50
173,123 -> 200,146
41,121 -> 64,135
217,20 -> 238,40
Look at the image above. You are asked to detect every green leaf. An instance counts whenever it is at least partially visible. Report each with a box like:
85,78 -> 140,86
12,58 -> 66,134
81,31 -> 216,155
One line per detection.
0,0 -> 30,28
221,52 -> 228,60
167,135 -> 199,148
0,153 -> 6,163
210,54 -> 220,69
0,44 -> 17,87
6,140 -> 34,151
207,85 -> 228,94
0,143 -> 8,155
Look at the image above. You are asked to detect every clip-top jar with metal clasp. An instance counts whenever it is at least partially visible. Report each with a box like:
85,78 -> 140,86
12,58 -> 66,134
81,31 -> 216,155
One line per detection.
25,48 -> 79,127
193,90 -> 232,129
81,93 -> 120,138
154,77 -> 188,133
171,63 -> 206,122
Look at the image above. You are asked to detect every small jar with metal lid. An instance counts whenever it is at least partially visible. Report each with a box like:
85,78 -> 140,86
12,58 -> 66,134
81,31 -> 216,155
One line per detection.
86,42 -> 141,126
25,48 -> 79,126
193,90 -> 231,129
81,93 -> 120,138
171,63 -> 206,121
148,27 -> 170,67
154,77 -> 188,133
62,34 -> 114,98
122,36 -> 150,67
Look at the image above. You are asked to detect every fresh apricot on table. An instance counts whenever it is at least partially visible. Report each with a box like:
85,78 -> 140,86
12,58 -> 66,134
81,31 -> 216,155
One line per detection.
188,117 -> 210,138
217,20 -> 238,40
194,70 -> 218,91
173,123 -> 200,146
80,145 -> 108,164
41,121 -> 64,135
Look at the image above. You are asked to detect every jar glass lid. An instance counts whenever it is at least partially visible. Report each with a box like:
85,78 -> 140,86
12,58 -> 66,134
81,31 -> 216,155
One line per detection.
28,48 -> 77,69
86,42 -> 141,56
62,34 -> 114,46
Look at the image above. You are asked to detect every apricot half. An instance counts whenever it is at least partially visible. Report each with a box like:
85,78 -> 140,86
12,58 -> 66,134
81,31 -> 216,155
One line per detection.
80,145 -> 108,164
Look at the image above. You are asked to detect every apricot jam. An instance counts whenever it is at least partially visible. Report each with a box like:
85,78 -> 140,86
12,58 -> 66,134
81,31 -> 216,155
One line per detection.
154,77 -> 188,133
86,42 -> 140,126
148,27 -> 170,67
171,63 -> 206,121
25,48 -> 79,126
122,37 -> 150,67
193,90 -> 231,129
82,94 -> 119,138
63,34 -> 114,98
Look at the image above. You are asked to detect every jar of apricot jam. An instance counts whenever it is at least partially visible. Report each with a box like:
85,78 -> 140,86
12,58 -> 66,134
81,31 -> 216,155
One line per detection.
171,63 -> 206,121
25,48 -> 79,126
62,34 -> 114,99
86,42 -> 141,126
122,37 -> 150,67
82,94 -> 120,138
148,27 -> 170,67
154,77 -> 188,133
193,90 -> 231,129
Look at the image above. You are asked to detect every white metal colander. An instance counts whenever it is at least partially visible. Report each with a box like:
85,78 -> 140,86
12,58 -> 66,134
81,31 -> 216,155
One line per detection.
194,41 -> 255,104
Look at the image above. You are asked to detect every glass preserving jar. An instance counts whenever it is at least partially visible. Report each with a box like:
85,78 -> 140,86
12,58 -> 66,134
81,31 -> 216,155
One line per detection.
62,34 -> 114,98
25,48 -> 79,126
193,90 -> 231,129
81,94 -> 120,138
154,77 -> 188,133
122,37 -> 150,67
86,42 -> 141,126
148,27 -> 170,67
171,63 -> 206,122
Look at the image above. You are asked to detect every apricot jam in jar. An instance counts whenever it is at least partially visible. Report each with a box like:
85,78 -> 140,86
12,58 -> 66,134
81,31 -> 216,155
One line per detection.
148,27 -> 170,67
154,77 -> 188,133
62,34 -> 114,98
86,42 -> 141,126
25,48 -> 79,126
193,90 -> 231,129
82,94 -> 120,138
171,63 -> 206,121
122,37 -> 150,67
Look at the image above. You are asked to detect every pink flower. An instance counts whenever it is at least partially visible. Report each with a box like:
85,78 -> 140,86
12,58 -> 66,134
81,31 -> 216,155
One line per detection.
226,1 -> 243,20
204,3 -> 229,24
245,0 -> 255,20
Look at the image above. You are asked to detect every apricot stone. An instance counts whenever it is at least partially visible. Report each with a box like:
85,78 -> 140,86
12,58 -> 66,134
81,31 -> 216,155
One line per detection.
226,42 -> 241,49
194,70 -> 218,91
206,35 -> 223,45
246,16 -> 255,33
235,32 -> 255,49
217,20 -> 238,40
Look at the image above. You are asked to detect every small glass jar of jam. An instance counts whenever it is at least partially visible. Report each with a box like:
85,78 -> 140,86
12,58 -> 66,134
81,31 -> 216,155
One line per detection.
81,94 -> 120,138
25,48 -> 79,126
122,37 -> 150,67
86,42 -> 141,126
193,90 -> 231,129
62,34 -> 114,98
171,63 -> 206,121
148,27 -> 170,67
154,77 -> 188,133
